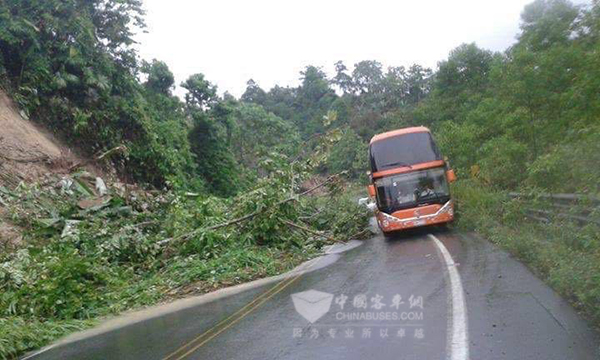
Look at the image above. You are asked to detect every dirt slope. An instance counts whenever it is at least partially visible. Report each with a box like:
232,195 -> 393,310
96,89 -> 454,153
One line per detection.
0,90 -> 93,249
0,90 -> 79,184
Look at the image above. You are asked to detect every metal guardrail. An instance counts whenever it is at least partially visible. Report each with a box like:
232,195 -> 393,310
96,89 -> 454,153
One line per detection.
508,192 -> 600,203
508,192 -> 600,226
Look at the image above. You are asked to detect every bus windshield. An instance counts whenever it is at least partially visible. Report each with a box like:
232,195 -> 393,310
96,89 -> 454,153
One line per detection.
374,167 -> 450,213
369,132 -> 442,173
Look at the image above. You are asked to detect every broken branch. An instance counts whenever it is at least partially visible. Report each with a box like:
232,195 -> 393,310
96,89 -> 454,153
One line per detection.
159,174 -> 341,246
279,218 -> 333,241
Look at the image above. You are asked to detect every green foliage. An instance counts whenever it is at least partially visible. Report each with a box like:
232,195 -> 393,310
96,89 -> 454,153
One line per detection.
0,317 -> 95,359
477,136 -> 528,188
305,188 -> 370,238
0,147 -> 369,357
526,129 -> 600,193
182,73 -> 218,109
0,0 -> 203,189
240,79 -> 267,105
188,111 -> 240,197
230,103 -> 300,169
1,246 -> 116,319
435,43 -> 493,98
519,0 -> 579,52
142,59 -> 175,95
326,128 -> 367,180
414,1 -> 600,194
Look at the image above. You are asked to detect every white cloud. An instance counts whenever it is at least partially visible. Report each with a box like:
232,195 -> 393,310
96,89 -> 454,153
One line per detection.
136,0 -> 538,97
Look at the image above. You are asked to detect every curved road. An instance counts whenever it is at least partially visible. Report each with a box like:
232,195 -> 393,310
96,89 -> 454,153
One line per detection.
25,228 -> 599,359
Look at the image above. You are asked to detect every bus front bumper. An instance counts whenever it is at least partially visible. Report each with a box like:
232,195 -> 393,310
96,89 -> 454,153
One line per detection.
377,200 -> 454,232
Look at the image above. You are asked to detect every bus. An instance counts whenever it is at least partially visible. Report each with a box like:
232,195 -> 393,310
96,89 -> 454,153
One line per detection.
366,126 -> 456,235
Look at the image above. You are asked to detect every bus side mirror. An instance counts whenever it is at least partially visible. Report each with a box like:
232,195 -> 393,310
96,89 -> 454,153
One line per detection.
446,169 -> 457,183
367,184 -> 376,197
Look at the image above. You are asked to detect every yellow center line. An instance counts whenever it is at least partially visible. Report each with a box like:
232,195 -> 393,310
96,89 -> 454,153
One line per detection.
171,274 -> 303,360
162,276 -> 294,360
162,260 -> 315,360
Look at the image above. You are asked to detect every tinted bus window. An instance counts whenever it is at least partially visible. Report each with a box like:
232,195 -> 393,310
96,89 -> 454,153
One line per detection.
374,167 -> 450,213
369,132 -> 442,173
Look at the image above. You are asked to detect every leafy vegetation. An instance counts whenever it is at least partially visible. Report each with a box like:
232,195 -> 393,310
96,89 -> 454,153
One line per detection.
0,157 -> 369,358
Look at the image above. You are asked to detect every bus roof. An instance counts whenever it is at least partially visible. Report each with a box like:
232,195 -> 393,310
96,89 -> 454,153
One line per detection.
369,126 -> 431,145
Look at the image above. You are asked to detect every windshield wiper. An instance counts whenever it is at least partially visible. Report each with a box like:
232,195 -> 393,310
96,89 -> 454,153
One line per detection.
381,161 -> 412,169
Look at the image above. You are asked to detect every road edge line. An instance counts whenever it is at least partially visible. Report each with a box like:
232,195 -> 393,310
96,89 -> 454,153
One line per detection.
429,233 -> 470,360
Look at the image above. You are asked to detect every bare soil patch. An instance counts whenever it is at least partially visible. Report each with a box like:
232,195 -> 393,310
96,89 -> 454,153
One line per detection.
0,90 -> 103,250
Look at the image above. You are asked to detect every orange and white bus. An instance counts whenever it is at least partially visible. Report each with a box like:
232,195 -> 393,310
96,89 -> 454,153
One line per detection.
367,126 -> 456,235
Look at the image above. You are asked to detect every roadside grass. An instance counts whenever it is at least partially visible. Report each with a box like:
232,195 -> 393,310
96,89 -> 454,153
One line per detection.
0,244 -> 317,359
452,180 -> 600,329
0,318 -> 97,358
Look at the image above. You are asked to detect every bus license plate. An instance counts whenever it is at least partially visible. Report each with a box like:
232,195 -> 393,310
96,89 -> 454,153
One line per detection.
414,219 -> 425,226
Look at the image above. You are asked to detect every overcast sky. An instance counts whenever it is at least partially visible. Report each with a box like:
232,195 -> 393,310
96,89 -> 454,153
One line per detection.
136,0 -> 551,97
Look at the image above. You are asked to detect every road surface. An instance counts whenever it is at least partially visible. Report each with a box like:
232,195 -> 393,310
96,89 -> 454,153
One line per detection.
25,227 -> 599,360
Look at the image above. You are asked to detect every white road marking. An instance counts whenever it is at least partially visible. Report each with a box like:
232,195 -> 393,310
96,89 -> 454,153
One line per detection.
429,234 -> 469,360
20,344 -> 56,360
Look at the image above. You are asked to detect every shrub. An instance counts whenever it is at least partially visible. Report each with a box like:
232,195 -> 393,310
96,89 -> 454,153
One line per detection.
477,136 -> 528,189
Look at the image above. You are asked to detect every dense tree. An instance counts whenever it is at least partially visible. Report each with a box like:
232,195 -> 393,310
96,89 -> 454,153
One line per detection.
230,103 -> 299,168
416,0 -> 600,191
435,43 -> 494,98
519,0 -> 579,52
142,59 -> 175,95
326,128 -> 367,179
181,73 -> 241,196
294,66 -> 337,136
351,60 -> 384,96
240,79 -> 267,105
405,64 -> 432,104
181,73 -> 218,110
332,60 -> 353,94
188,112 -> 240,197
264,85 -> 296,120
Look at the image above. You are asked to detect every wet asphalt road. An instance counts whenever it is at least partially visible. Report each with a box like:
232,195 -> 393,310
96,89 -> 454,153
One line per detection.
26,227 -> 599,360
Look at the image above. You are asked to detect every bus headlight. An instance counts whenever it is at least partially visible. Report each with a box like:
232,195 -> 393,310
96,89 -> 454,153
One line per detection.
381,212 -> 401,224
438,200 -> 453,216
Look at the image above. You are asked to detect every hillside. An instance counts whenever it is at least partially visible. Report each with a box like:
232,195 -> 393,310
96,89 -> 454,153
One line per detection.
0,90 -> 68,183
0,89 -> 117,249
0,90 -> 90,249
